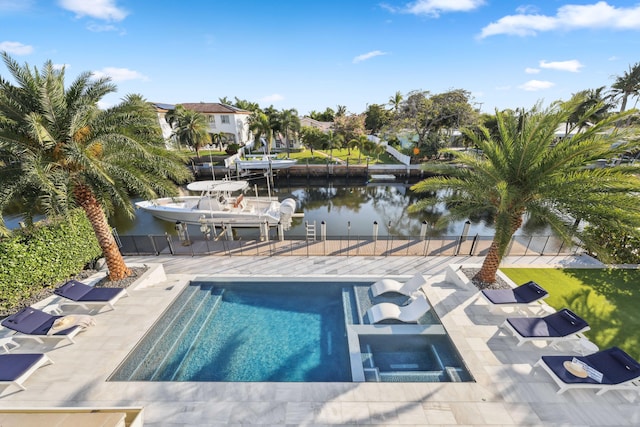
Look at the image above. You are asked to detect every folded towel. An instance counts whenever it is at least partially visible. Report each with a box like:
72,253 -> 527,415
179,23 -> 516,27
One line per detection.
47,314 -> 96,335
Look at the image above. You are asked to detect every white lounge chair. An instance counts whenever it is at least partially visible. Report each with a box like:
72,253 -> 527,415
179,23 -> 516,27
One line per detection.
369,273 -> 427,297
366,294 -> 431,324
0,353 -> 53,392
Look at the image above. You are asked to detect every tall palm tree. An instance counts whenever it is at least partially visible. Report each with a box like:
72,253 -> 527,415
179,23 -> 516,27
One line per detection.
336,105 -> 347,117
167,105 -> 210,158
410,100 -> 640,285
0,53 -> 192,280
348,134 -> 369,162
248,112 -> 273,155
279,108 -> 300,156
611,62 -> 640,112
211,132 -> 225,150
388,91 -> 403,113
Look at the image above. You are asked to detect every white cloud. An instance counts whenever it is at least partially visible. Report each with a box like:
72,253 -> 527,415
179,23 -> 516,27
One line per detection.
519,80 -> 555,91
525,67 -> 540,74
397,0 -> 485,17
86,23 -> 120,32
58,0 -> 128,21
539,59 -> 583,72
53,63 -> 69,70
0,41 -> 33,55
353,50 -> 388,63
92,67 -> 148,82
260,94 -> 284,103
479,1 -> 640,38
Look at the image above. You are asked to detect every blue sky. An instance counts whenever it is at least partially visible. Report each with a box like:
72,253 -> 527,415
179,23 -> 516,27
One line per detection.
1,0 -> 639,115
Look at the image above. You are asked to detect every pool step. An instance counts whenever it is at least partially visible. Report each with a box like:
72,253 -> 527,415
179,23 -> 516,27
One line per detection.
150,286 -> 224,380
113,284 -> 222,381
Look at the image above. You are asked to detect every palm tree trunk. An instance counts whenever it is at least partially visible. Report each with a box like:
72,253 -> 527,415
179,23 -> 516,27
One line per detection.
474,212 -> 524,285
73,184 -> 131,281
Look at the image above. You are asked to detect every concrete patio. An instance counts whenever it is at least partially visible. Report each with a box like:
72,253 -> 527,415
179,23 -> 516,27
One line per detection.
0,253 -> 637,426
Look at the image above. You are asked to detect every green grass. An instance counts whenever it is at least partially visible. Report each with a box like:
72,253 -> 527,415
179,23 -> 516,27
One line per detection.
287,148 -> 399,164
500,268 -> 640,360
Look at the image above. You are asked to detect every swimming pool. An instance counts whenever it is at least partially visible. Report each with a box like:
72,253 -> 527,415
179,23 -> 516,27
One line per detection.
110,279 -> 473,383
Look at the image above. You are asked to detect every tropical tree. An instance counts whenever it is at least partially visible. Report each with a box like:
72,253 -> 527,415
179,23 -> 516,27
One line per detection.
410,100 -> 640,285
167,105 -> 211,158
248,111 -> 273,154
388,91 -> 403,114
211,132 -> 226,150
348,134 -> 369,162
279,108 -> 300,155
0,53 -> 191,279
336,105 -> 347,117
364,103 -> 391,134
611,62 -> 640,112
567,87 -> 614,130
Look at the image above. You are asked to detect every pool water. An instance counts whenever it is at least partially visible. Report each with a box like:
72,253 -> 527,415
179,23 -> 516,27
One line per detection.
110,279 -> 474,383
111,281 -> 351,382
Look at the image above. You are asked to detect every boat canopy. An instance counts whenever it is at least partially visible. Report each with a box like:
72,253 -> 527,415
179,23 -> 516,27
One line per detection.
186,180 -> 249,193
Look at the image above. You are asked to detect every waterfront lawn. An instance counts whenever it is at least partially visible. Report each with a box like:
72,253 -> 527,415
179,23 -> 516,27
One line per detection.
500,268 -> 640,360
288,148 -> 399,164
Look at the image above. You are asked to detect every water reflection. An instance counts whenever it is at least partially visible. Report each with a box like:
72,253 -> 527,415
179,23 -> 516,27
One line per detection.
6,182 -> 550,239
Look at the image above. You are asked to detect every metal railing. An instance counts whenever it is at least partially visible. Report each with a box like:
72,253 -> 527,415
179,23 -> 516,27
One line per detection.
117,233 -> 583,258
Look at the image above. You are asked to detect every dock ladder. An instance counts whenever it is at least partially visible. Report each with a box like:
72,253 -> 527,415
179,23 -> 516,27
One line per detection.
305,221 -> 316,241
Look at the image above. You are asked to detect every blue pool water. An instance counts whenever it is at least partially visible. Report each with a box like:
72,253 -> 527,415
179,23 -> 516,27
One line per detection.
111,281 -> 352,382
110,280 -> 473,383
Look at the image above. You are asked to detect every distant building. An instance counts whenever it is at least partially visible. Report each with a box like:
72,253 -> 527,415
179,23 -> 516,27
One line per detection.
299,117 -> 333,133
152,102 -> 253,147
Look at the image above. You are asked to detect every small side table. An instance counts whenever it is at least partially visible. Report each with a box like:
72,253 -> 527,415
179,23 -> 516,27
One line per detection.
0,337 -> 20,354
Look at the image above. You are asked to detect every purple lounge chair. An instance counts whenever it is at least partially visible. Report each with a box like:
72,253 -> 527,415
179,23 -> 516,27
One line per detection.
502,308 -> 590,347
479,280 -> 548,313
535,346 -> 640,395
1,307 -> 84,345
54,280 -> 128,312
0,353 -> 53,391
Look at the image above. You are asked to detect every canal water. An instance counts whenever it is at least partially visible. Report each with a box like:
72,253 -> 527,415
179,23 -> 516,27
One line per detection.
5,180 -> 549,240
107,180 -> 509,240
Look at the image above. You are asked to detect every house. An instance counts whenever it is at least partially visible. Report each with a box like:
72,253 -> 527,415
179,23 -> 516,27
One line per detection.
299,116 -> 333,133
178,103 -> 252,146
152,102 -> 253,148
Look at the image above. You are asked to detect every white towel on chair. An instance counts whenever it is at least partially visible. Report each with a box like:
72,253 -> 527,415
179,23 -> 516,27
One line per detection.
47,314 -> 96,335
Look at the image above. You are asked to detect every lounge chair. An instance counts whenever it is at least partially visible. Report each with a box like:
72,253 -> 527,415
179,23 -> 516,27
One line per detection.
535,346 -> 640,395
369,273 -> 427,297
501,308 -> 590,347
479,280 -> 548,313
54,280 -> 128,312
1,307 -> 86,345
0,353 -> 53,392
366,294 -> 431,324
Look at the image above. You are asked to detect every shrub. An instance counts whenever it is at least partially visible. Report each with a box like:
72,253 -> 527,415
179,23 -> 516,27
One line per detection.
0,209 -> 102,314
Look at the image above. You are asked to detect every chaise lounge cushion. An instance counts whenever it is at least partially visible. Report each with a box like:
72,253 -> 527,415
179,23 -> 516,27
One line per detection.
55,280 -> 124,302
541,347 -> 639,386
2,307 -> 79,336
482,281 -> 548,305
0,354 -> 46,382
506,308 -> 588,338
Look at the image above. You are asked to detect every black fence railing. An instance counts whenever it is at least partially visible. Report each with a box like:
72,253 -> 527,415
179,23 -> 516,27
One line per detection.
117,233 -> 583,258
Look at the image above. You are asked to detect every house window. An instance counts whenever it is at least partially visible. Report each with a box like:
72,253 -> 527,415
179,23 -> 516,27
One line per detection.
208,116 -> 215,123
221,115 -> 230,124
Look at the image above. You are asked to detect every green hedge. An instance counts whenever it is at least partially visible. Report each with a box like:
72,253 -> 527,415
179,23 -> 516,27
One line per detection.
0,209 -> 102,313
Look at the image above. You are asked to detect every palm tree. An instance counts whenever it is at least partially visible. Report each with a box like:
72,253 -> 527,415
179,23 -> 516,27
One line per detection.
211,132 -> 225,151
248,112 -> 273,155
388,91 -> 403,113
348,134 -> 369,162
0,53 -> 191,280
410,100 -> 640,285
168,105 -> 210,158
336,105 -> 347,117
611,62 -> 640,112
279,108 -> 300,156
324,130 -> 344,160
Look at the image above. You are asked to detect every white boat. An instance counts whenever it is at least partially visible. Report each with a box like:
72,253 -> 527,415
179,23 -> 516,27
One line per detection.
135,180 -> 300,229
234,156 -> 297,170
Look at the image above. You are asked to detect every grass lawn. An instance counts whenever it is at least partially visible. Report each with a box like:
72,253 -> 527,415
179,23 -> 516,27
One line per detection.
501,268 -> 640,360
286,148 -> 399,165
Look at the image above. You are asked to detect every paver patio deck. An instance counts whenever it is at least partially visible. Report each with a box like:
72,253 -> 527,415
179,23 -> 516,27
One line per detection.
0,254 -> 636,426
